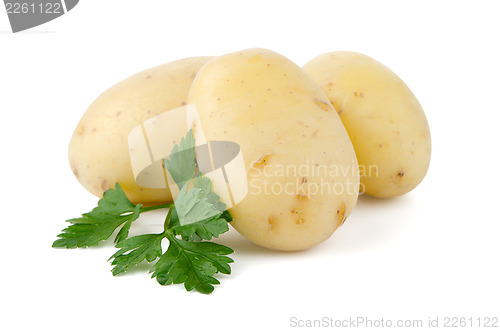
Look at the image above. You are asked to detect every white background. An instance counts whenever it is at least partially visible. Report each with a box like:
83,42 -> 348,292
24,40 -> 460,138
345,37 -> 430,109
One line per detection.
1,1 -> 499,330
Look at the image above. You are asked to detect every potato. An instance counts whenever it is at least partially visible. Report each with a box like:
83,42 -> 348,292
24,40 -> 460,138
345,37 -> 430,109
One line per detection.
303,52 -> 431,197
68,57 -> 213,205
188,49 -> 359,251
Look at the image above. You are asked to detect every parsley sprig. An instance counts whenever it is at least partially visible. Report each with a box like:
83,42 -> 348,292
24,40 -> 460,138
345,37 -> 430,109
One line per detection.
54,130 -> 234,294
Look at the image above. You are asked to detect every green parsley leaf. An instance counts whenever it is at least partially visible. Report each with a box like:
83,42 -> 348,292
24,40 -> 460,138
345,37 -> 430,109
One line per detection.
163,129 -> 196,190
52,183 -> 142,248
173,214 -> 230,242
219,210 -> 233,223
165,161 -> 231,241
52,183 -> 171,248
151,233 -> 234,294
175,180 -> 223,226
192,174 -> 227,213
109,233 -> 164,276
93,181 -> 138,215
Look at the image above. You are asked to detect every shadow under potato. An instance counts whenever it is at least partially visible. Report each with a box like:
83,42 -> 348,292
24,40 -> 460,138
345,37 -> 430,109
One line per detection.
330,193 -> 418,253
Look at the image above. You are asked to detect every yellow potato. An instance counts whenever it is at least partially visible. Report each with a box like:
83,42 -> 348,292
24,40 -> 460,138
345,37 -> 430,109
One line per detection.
188,49 -> 359,251
303,52 -> 431,197
68,57 -> 213,205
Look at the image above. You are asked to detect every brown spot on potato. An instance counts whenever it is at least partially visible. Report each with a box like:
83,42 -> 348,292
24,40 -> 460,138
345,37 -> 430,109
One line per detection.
301,177 -> 308,184
297,219 -> 305,225
311,129 -> 319,138
72,168 -> 79,177
267,216 -> 277,232
397,171 -> 405,177
145,74 -> 152,79
297,194 -> 309,201
78,125 -> 85,136
378,143 -> 383,148
101,179 -> 108,192
337,201 -> 347,226
180,101 -> 187,106
314,98 -> 333,112
353,92 -> 358,96
337,108 -> 344,115
251,154 -> 273,169
116,111 -> 122,117
291,208 -> 302,215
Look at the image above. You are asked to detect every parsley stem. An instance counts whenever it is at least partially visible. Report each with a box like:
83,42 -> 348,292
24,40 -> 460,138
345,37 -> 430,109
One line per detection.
139,203 -> 173,213
164,207 -> 173,233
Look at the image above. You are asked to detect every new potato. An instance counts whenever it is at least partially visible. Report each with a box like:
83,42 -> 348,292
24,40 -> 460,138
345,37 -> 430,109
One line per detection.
188,49 -> 359,251
303,52 -> 431,197
68,56 -> 213,205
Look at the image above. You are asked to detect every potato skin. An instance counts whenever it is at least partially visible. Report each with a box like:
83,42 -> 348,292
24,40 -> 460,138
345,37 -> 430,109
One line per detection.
303,52 -> 431,197
188,49 -> 359,251
68,57 -> 213,205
